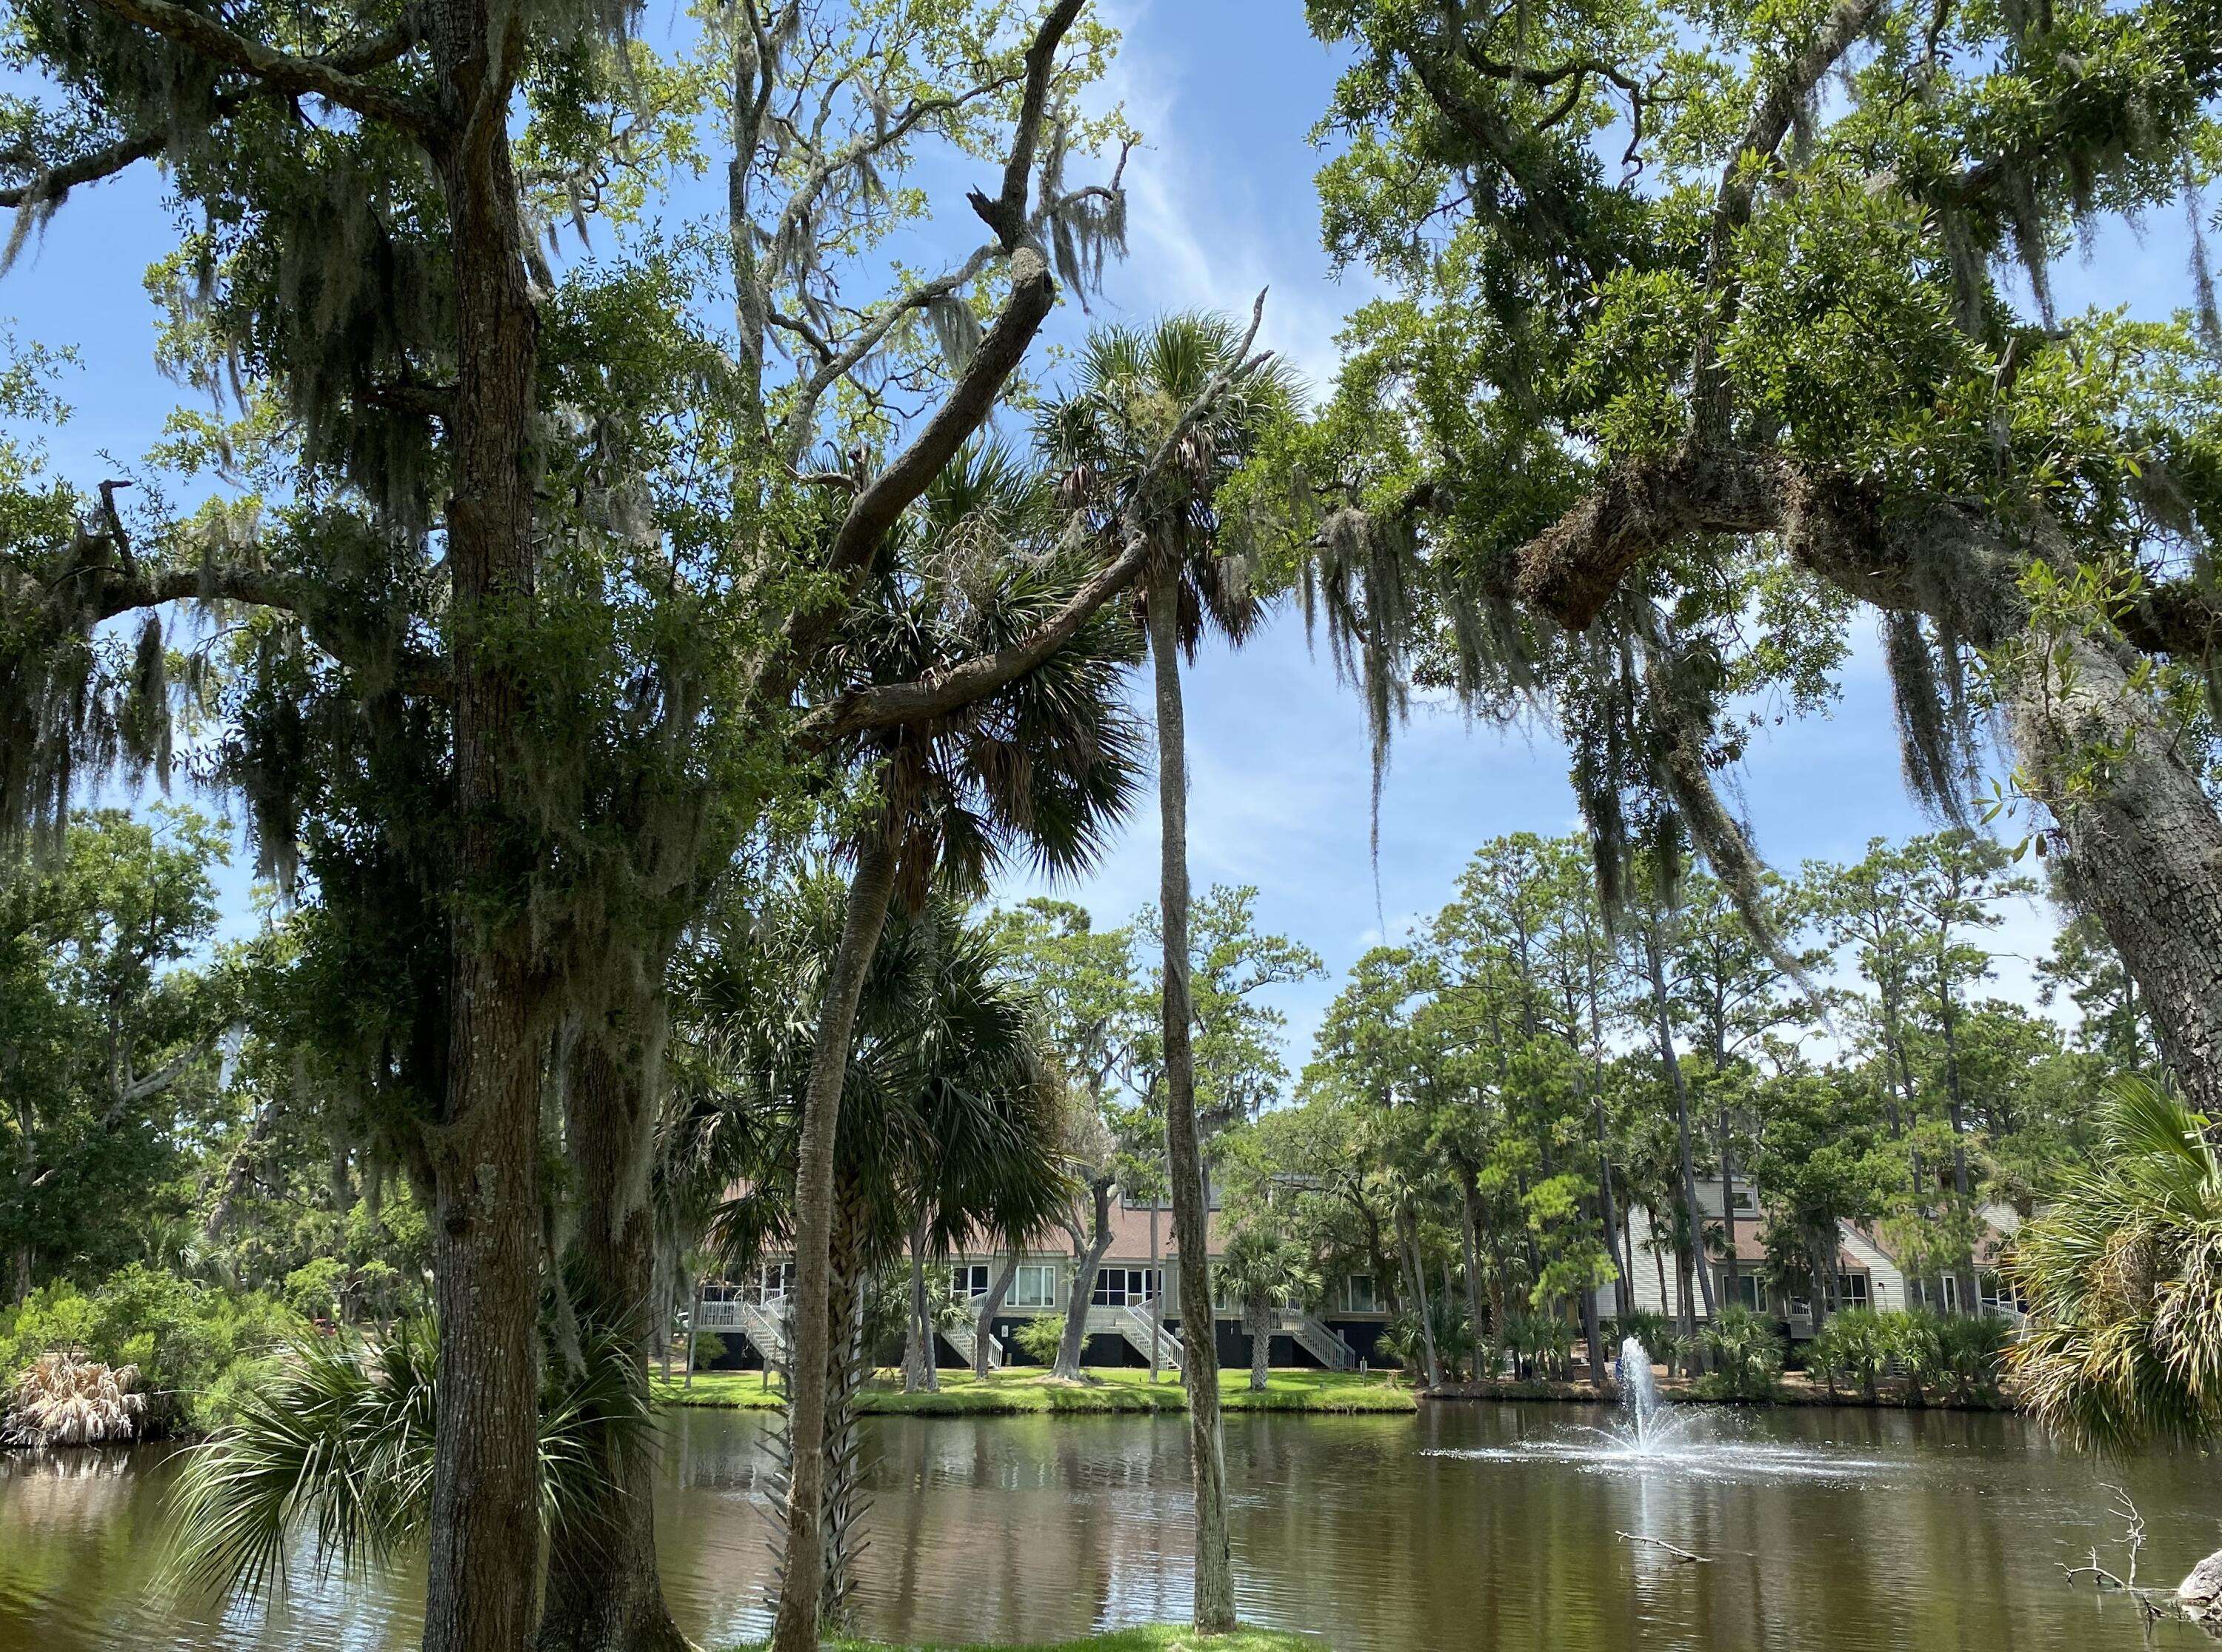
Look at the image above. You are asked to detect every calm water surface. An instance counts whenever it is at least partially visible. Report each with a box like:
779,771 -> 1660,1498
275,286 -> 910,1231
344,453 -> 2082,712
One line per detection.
1,1402 -> 2215,1651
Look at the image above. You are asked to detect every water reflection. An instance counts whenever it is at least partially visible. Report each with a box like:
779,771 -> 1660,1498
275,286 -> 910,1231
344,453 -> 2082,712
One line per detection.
0,1403 -> 2213,1651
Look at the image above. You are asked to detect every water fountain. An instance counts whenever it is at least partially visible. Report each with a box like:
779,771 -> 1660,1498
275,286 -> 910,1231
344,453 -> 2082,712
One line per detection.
1420,1334 -> 1887,1483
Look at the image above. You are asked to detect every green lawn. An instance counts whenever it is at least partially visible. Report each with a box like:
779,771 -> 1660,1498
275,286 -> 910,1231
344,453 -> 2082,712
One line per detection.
735,1628 -> 1320,1651
655,1365 -> 1414,1417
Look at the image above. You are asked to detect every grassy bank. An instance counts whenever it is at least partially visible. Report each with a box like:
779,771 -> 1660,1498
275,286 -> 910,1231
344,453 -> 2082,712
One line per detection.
735,1628 -> 1319,1651
656,1366 -> 1415,1417
1425,1372 -> 2016,1411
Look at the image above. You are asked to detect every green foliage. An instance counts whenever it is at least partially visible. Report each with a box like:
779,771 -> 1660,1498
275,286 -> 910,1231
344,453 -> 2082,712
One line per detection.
0,1265 -> 297,1434
1609,1310 -> 1674,1367
170,1312 -> 652,1600
1808,1308 -> 1895,1400
1697,1306 -> 1784,1400
2011,1076 -> 2222,1446
0,807 -> 230,1292
1012,1314 -> 1066,1367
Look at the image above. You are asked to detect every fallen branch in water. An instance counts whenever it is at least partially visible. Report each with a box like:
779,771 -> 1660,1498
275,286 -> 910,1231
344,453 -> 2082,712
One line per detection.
2060,1485 -> 2193,1631
1617,1531 -> 1710,1563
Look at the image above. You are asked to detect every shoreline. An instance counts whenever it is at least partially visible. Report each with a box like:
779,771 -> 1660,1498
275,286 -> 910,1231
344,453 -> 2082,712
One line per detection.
655,1367 -> 1419,1417
1421,1376 -> 2017,1412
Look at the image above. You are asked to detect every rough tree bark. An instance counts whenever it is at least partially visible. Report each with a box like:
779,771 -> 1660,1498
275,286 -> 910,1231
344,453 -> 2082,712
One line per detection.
769,830 -> 898,1652
1147,577 -> 1237,1634
538,1034 -> 688,1652
418,0 -> 549,1637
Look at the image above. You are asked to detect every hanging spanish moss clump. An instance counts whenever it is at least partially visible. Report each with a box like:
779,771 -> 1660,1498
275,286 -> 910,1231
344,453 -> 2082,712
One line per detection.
1881,609 -> 1980,826
0,512 -> 143,856
2182,158 -> 2222,360
1032,122 -> 1128,304
117,612 -> 171,791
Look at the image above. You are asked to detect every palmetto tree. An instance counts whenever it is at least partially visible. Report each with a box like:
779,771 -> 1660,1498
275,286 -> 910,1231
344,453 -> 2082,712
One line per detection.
1218,1227 -> 1320,1392
687,877 -> 1073,1631
758,443 -> 1144,1648
1038,313 -> 1294,1632
2009,1074 -> 2222,1448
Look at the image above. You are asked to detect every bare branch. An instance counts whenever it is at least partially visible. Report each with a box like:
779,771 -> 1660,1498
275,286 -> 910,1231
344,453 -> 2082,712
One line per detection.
969,0 -> 1087,250
793,290 -> 1274,747
77,0 -> 440,138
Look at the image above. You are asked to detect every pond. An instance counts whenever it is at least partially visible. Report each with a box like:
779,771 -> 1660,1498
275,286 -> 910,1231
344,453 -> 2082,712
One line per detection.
1,1401 -> 2215,1651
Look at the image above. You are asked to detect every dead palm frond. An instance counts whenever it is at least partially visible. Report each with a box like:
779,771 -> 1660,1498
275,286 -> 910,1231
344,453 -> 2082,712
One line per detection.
2,1353 -> 147,1448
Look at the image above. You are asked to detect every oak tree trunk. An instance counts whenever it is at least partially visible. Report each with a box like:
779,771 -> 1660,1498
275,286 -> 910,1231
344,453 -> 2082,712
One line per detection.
1055,1178 -> 1115,1380
537,1037 -> 687,1652
419,12 -> 547,1640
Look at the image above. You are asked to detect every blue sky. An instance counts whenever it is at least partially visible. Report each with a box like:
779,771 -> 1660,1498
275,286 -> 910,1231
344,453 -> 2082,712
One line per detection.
10,0 -> 2187,1074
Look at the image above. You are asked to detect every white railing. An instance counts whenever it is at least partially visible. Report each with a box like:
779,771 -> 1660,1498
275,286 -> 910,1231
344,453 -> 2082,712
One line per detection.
1118,1297 -> 1178,1369
940,1294 -> 1004,1368
695,1291 -> 787,1363
1281,1310 -> 1356,1371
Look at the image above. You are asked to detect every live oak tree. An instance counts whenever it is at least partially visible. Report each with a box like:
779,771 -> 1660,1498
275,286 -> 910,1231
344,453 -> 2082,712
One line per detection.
1280,0 -> 2222,1114
0,4 -> 1198,1651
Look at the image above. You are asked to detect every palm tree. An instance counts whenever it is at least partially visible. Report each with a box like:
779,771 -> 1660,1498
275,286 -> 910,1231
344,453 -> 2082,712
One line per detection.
1218,1228 -> 1320,1392
1038,313 -> 1293,1633
168,1318 -> 651,1602
2009,1074 -> 2222,1448
762,445 -> 1144,1652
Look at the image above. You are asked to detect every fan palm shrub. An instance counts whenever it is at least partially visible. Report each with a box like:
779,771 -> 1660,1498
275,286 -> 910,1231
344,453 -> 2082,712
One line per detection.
1808,1308 -> 1894,1402
167,1316 -> 647,1599
2,1352 -> 146,1447
1698,1306 -> 1784,1400
2009,1075 -> 2222,1447
1609,1309 -> 1673,1369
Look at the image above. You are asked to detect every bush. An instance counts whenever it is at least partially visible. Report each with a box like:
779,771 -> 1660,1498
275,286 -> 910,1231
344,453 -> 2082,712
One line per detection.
0,1265 -> 298,1436
1012,1314 -> 1066,1366
1609,1310 -> 1673,1367
1698,1306 -> 1784,1400
1809,1308 -> 1894,1400
688,1331 -> 726,1368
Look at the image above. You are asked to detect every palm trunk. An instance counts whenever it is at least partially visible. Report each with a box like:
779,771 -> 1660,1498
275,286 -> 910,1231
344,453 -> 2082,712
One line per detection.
769,830 -> 898,1652
537,1037 -> 687,1652
682,1278 -> 703,1390
975,1249 -> 1018,1380
1457,1168 -> 1484,1380
1247,1299 -> 1269,1392
1147,579 -> 1235,1634
904,1211 -> 936,1394
1148,1194 -> 1164,1382
1398,1201 -> 1441,1388
1718,1106 -> 1741,1307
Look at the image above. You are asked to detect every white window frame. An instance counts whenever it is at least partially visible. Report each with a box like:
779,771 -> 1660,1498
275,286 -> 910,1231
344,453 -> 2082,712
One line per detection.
1009,1263 -> 1058,1309
1344,1274 -> 1378,1314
